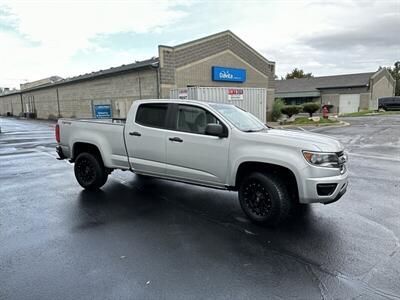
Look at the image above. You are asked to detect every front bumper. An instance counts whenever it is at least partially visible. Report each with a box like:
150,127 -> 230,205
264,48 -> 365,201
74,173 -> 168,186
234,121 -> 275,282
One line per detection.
300,171 -> 348,204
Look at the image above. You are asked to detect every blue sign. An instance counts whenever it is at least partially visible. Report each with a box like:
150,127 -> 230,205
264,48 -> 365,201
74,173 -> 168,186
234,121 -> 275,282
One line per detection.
94,104 -> 112,119
212,66 -> 246,82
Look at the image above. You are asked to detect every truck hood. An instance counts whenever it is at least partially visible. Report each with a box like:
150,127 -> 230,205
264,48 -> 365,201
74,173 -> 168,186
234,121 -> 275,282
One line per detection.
253,129 -> 344,152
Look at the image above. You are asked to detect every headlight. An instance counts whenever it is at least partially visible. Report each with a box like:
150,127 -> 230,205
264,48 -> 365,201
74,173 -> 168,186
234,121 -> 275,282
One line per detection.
302,151 -> 340,168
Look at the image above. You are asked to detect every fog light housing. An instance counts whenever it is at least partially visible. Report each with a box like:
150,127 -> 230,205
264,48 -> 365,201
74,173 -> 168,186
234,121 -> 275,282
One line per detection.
317,183 -> 337,196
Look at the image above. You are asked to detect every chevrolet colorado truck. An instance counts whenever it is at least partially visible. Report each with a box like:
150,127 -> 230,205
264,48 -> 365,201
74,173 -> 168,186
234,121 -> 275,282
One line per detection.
56,99 -> 348,226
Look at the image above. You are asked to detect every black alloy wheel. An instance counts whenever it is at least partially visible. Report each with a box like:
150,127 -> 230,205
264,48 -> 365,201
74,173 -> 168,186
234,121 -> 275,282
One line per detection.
242,180 -> 273,217
74,152 -> 108,190
239,172 -> 293,226
75,156 -> 96,186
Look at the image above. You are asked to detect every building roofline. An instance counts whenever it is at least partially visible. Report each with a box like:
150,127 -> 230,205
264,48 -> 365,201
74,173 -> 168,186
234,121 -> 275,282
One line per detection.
275,71 -> 377,94
160,30 -> 275,65
0,58 -> 159,97
0,90 -> 20,97
371,67 -> 395,83
316,84 -> 368,89
278,71 -> 375,82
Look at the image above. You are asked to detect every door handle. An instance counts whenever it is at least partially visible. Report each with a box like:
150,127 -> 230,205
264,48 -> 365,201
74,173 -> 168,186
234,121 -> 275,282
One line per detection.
129,131 -> 141,136
169,137 -> 183,143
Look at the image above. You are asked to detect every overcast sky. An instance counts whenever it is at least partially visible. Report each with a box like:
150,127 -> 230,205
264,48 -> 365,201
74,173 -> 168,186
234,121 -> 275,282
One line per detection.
0,0 -> 399,88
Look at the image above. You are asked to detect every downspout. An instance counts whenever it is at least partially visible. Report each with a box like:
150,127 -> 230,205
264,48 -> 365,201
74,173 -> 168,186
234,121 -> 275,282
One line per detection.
156,66 -> 160,99
32,95 -> 36,118
150,62 -> 161,99
10,96 -> 14,115
138,72 -> 142,99
20,93 -> 23,115
56,88 -> 61,118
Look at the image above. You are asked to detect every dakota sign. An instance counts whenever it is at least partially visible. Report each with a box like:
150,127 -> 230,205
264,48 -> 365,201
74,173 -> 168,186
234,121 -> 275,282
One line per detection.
212,66 -> 246,82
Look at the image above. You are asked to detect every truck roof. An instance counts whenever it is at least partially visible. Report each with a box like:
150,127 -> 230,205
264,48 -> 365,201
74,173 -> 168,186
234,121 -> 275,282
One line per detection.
135,99 -> 232,107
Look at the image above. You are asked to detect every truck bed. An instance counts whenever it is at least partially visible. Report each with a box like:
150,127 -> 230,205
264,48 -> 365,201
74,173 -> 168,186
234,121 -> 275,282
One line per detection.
58,118 -> 130,170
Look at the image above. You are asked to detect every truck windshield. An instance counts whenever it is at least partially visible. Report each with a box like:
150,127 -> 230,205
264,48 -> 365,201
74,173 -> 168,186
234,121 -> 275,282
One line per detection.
209,103 -> 266,132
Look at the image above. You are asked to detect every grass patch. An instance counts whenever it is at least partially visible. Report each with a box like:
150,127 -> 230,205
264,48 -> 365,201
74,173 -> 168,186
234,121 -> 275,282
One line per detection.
285,117 -> 339,125
342,110 -> 400,117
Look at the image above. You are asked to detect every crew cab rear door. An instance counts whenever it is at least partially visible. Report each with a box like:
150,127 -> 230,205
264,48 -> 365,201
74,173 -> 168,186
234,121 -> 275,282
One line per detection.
124,102 -> 170,175
165,104 -> 230,187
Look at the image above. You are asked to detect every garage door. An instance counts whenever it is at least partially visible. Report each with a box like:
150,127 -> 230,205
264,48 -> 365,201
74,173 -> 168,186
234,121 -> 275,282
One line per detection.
339,94 -> 360,113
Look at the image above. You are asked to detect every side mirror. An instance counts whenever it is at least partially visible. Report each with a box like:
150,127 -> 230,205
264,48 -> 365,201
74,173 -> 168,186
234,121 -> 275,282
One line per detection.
205,123 -> 227,138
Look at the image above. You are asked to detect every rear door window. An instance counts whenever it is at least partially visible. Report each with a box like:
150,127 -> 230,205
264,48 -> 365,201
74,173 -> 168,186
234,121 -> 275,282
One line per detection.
135,103 -> 169,128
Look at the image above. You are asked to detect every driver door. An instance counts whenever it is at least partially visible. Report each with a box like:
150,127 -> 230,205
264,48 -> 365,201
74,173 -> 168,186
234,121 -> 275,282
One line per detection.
165,104 -> 230,187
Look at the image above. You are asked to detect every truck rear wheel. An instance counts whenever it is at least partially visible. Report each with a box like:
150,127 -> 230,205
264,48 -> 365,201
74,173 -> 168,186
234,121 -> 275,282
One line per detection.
238,172 -> 293,227
74,152 -> 108,190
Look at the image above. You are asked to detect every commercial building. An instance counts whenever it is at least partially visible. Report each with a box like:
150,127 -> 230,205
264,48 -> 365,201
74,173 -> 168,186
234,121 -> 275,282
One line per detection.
0,30 -> 275,120
275,69 -> 395,113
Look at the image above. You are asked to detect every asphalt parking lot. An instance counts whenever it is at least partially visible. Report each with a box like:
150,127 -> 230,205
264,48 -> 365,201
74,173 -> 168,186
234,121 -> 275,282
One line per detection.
1,115 -> 399,300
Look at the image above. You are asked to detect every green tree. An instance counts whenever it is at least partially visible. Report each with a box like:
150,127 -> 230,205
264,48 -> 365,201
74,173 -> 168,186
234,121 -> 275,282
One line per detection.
387,61 -> 400,96
302,102 -> 321,117
281,105 -> 302,118
285,68 -> 313,79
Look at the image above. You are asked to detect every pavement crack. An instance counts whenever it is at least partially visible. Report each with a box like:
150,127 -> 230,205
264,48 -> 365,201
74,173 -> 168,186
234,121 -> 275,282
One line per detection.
305,264 -> 330,300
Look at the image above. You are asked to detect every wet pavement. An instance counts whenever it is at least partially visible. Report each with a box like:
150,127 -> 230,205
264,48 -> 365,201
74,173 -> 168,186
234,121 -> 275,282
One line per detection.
0,115 -> 399,300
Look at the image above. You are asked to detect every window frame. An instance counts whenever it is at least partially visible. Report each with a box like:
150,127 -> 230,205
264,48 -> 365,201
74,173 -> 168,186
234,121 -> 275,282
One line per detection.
169,103 -> 229,137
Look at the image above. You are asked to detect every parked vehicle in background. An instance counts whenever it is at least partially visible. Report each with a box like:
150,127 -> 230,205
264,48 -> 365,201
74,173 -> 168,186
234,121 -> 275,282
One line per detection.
378,96 -> 400,111
55,99 -> 348,227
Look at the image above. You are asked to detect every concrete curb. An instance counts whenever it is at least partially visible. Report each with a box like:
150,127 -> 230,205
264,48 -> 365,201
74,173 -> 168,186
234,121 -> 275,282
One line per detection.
271,120 -> 350,130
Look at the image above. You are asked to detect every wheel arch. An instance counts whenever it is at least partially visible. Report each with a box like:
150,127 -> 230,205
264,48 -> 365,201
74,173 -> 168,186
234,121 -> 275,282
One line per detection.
235,161 -> 300,203
72,142 -> 104,165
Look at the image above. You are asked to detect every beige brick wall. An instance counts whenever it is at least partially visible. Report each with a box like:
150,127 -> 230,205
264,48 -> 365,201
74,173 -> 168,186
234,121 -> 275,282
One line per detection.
0,69 -> 158,119
360,93 -> 371,110
371,76 -> 395,106
0,94 -> 22,116
175,51 -> 269,89
57,69 -> 158,118
266,89 -> 275,121
22,88 -> 59,119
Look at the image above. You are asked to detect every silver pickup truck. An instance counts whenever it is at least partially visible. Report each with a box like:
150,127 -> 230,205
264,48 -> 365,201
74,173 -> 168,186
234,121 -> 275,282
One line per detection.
56,99 -> 348,226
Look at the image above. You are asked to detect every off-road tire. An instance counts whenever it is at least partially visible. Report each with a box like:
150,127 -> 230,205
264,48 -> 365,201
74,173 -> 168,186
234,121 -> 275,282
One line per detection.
238,172 -> 293,226
74,152 -> 108,190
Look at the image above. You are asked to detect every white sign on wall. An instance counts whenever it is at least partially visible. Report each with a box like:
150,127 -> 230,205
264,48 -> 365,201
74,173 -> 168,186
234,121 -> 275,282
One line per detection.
178,89 -> 188,100
227,88 -> 244,100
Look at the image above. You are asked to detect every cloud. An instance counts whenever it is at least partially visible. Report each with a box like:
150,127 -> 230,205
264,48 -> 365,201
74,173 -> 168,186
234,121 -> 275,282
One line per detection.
0,0 -> 188,87
302,14 -> 400,50
254,0 -> 400,77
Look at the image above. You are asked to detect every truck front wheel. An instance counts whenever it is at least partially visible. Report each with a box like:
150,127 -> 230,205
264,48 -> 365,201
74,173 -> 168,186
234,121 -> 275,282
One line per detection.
239,172 -> 293,226
74,152 -> 108,190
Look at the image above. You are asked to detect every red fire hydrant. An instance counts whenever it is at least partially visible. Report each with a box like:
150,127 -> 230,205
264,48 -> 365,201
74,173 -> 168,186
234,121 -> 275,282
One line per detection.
322,105 -> 329,119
